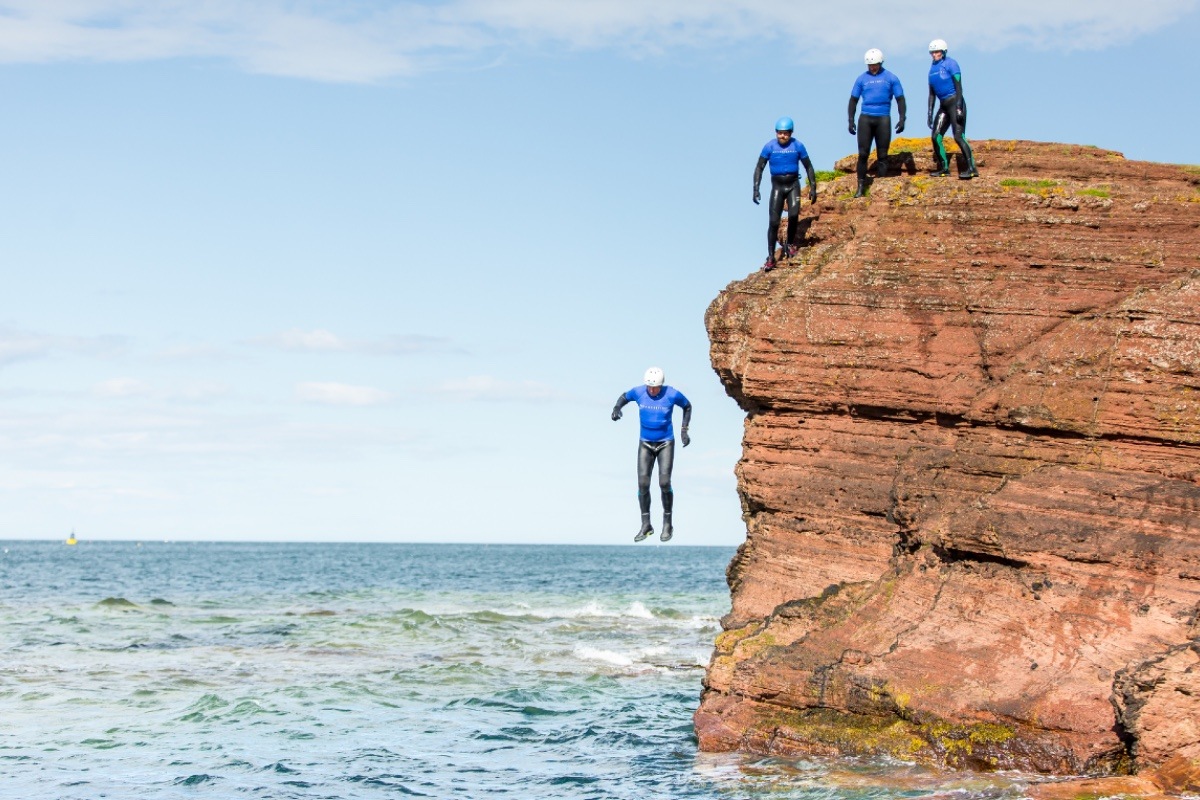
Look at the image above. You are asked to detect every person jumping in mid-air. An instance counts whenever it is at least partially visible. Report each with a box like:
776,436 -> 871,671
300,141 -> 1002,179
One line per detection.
753,117 -> 817,271
848,48 -> 905,198
611,367 -> 691,543
927,38 -> 977,180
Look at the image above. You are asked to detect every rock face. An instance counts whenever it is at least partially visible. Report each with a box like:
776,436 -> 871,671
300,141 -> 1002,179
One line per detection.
696,140 -> 1200,776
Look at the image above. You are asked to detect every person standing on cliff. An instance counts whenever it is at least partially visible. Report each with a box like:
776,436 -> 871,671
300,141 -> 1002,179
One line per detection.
927,39 -> 978,179
753,117 -> 817,271
611,367 -> 691,543
847,48 -> 906,198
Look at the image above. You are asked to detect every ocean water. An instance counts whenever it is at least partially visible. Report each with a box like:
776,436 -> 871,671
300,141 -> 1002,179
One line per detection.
0,541 -> 1040,799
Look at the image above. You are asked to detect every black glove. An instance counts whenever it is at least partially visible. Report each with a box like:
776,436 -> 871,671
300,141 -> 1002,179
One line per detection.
753,188 -> 760,205
611,407 -> 622,421
809,188 -> 817,204
848,121 -> 856,136
895,118 -> 905,134
681,428 -> 690,447
927,115 -> 933,130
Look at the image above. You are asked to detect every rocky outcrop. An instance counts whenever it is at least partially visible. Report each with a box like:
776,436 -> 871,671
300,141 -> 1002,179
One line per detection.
697,140 -> 1200,777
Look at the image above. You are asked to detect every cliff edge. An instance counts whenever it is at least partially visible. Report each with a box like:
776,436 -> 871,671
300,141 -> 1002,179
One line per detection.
697,140 -> 1200,782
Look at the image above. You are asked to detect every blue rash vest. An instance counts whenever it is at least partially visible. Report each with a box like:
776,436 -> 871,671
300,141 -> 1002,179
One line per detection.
851,68 -> 904,117
928,55 -> 962,100
624,385 -> 690,442
759,138 -> 810,177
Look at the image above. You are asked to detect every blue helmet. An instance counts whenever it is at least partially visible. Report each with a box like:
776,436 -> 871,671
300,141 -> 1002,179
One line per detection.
774,116 -> 794,132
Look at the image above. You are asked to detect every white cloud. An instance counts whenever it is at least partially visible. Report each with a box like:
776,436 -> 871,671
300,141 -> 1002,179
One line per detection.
296,381 -> 392,406
0,1 -> 1192,81
0,327 -> 124,367
0,405 -> 416,470
93,377 -> 151,397
431,375 -> 573,402
252,328 -> 459,355
167,381 -> 231,403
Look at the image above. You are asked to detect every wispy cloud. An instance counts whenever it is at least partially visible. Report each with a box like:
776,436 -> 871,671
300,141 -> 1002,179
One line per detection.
0,327 -> 124,367
0,405 -> 416,470
296,381 -> 392,406
0,1 -> 1192,82
431,375 -> 573,402
93,377 -> 150,398
252,328 -> 459,356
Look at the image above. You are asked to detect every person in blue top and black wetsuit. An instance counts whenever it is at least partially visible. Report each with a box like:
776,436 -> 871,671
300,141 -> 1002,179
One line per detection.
848,48 -> 906,198
611,367 -> 691,543
753,117 -> 817,271
927,38 -> 977,179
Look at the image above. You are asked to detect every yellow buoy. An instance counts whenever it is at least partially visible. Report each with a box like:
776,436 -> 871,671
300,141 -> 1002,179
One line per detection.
66,530 -> 77,546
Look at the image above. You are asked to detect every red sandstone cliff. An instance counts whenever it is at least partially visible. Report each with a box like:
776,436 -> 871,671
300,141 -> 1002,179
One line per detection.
697,140 -> 1200,784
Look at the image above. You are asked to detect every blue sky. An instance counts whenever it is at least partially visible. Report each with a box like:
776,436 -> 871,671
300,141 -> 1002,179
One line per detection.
2,0 -> 1198,545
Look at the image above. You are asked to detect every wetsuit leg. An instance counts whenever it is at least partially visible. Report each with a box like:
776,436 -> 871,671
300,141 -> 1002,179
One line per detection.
936,95 -> 974,175
784,180 -> 801,247
856,116 -> 874,182
655,440 -> 675,501
931,104 -> 952,174
942,95 -> 976,175
637,441 -> 655,514
872,115 -> 892,177
767,182 -> 785,259
767,174 -> 797,258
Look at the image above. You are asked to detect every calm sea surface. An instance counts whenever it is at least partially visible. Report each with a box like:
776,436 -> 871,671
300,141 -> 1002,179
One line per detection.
0,542 -> 1043,799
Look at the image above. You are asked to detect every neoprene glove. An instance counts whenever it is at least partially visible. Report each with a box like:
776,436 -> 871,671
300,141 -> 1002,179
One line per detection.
848,121 -> 856,135
809,188 -> 817,204
681,428 -> 690,447
611,407 -> 622,421
927,115 -> 934,129
753,188 -> 760,205
895,118 -> 905,134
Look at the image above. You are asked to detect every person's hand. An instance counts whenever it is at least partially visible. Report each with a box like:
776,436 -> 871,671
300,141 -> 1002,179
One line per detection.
895,118 -> 905,134
927,115 -> 934,129
753,188 -> 760,205
611,408 -> 622,421
809,188 -> 817,205
681,428 -> 690,447
848,121 -> 856,135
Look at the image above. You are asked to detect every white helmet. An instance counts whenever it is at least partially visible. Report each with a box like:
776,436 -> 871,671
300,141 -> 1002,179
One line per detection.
864,48 -> 884,65
643,367 -> 664,387
929,39 -> 948,53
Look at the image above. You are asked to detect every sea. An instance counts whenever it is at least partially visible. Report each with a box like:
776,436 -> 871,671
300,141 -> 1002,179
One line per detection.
0,541 -> 1045,799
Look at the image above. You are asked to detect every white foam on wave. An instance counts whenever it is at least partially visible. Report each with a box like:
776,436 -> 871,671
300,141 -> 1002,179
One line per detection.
523,600 -> 658,621
573,645 -> 634,667
625,601 -> 654,619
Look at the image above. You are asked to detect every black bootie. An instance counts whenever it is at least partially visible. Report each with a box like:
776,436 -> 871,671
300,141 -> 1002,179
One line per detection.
635,515 -> 653,542
660,488 -> 674,542
929,151 -> 950,177
634,491 -> 653,541
876,161 -> 888,179
854,180 -> 866,198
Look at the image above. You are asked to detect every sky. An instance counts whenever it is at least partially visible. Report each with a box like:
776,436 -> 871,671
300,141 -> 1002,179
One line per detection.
1,0 -> 1198,546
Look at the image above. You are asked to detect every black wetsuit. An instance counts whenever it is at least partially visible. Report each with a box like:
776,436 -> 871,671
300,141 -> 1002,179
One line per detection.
848,68 -> 906,183
754,145 -> 816,260
857,115 -> 891,178
636,439 -> 674,516
927,54 -> 976,176
612,386 -> 692,525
